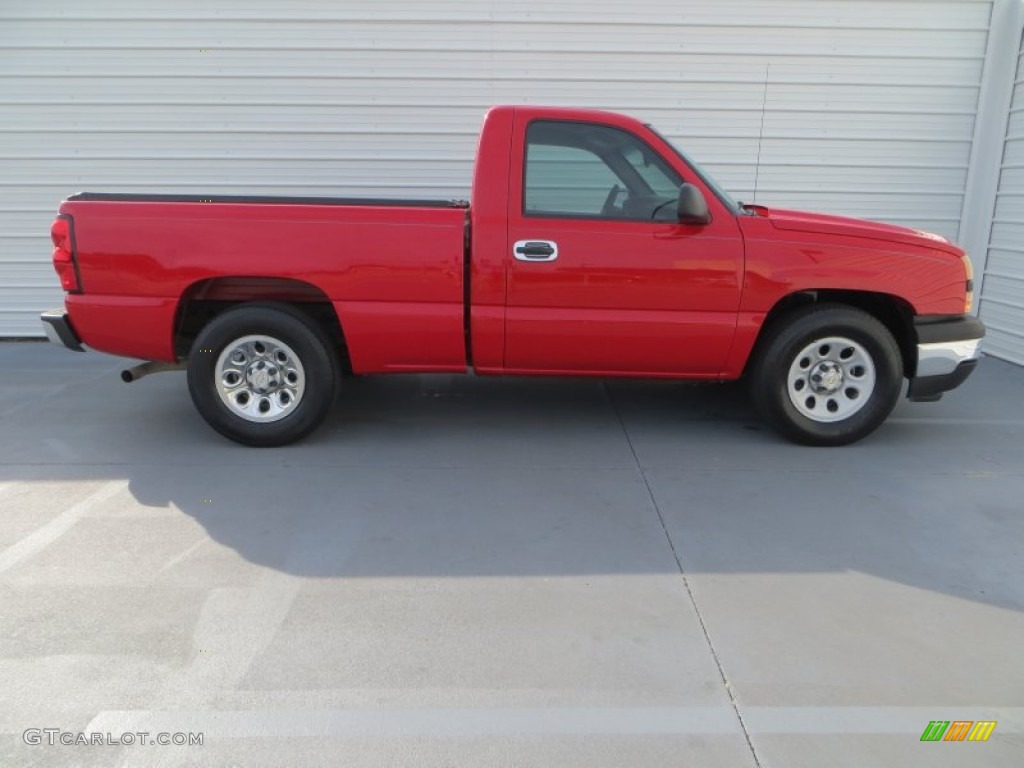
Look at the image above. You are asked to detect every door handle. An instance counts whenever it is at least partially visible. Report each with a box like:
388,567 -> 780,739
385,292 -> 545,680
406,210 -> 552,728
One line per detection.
513,240 -> 558,262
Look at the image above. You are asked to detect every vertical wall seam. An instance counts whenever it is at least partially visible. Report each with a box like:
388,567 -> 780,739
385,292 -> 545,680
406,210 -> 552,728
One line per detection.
959,0 -> 1024,310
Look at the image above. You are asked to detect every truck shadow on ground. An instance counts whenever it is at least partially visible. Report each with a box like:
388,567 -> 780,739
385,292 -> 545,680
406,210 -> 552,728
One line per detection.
4,363 -> 1023,613
132,373 -> 1024,616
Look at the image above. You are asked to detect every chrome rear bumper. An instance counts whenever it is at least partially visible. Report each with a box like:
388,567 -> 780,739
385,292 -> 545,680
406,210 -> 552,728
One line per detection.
40,309 -> 84,352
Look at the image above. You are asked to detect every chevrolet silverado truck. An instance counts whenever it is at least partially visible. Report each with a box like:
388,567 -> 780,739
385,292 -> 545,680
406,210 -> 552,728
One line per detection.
41,105 -> 984,447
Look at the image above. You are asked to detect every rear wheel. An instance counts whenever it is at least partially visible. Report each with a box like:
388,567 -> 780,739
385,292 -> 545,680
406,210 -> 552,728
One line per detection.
749,304 -> 903,446
187,303 -> 338,446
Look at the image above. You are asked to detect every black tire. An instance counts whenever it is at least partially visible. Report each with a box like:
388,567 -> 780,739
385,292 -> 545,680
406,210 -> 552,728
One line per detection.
186,303 -> 339,447
749,304 -> 903,446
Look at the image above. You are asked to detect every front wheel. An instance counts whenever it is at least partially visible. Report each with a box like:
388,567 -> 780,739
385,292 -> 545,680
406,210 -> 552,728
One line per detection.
187,304 -> 338,446
749,305 -> 903,446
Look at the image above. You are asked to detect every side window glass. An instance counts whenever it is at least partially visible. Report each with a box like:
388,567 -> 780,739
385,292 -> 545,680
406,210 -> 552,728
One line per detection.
622,145 -> 680,198
523,120 -> 683,221
524,144 -> 619,216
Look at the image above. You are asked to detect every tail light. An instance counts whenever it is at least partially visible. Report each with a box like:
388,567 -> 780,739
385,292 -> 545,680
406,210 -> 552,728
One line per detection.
51,215 -> 81,293
963,252 -> 975,314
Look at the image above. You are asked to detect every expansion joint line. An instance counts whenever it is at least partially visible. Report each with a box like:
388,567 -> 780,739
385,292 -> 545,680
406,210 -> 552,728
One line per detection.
603,383 -> 763,768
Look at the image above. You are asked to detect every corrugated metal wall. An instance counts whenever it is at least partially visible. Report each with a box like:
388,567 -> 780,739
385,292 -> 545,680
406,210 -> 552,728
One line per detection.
0,0 -> 994,337
980,28 -> 1024,364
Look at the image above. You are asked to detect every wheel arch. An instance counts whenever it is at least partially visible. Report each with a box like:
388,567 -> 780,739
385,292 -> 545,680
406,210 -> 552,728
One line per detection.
749,289 -> 917,377
173,276 -> 351,373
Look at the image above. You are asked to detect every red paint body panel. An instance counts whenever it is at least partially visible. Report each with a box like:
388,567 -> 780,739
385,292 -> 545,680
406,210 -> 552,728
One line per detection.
468,106 -> 514,370
59,199 -> 466,370
333,301 -> 465,372
66,294 -> 178,362
737,216 -> 965,317
53,105 -> 972,381
750,205 -> 964,257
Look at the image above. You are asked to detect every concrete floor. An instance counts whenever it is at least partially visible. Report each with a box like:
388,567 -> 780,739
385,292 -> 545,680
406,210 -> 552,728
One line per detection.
1,341 -> 1022,767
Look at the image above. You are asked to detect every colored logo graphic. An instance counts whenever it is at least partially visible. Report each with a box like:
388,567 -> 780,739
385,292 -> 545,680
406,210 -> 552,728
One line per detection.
920,720 -> 996,742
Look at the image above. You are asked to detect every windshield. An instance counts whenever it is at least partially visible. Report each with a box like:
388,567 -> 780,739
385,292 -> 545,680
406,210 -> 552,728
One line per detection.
646,125 -> 742,215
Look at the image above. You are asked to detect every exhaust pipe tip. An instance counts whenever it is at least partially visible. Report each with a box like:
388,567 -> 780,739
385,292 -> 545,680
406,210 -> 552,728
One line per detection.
121,360 -> 186,383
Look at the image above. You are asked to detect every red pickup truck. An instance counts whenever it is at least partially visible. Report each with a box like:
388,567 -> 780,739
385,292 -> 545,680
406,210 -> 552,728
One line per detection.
41,105 -> 984,447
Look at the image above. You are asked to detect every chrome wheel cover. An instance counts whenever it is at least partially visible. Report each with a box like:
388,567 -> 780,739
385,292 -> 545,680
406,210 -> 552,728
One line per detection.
215,335 -> 306,422
787,336 -> 876,423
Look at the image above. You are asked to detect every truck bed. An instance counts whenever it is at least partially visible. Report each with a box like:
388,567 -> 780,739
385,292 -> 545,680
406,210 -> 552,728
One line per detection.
59,193 -> 471,371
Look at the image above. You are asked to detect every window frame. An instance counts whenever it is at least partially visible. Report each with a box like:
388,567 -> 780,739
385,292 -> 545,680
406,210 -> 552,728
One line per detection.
520,118 -> 686,223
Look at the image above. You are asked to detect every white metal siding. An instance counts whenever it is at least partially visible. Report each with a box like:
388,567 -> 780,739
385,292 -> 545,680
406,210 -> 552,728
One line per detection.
0,0 -> 993,336
981,29 -> 1024,364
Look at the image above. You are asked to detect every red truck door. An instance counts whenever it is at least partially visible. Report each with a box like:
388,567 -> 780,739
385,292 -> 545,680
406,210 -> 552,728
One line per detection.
504,115 -> 744,376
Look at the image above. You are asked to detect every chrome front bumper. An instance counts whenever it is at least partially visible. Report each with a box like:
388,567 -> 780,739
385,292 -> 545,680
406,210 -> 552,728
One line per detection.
908,315 -> 985,401
916,338 -> 982,377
